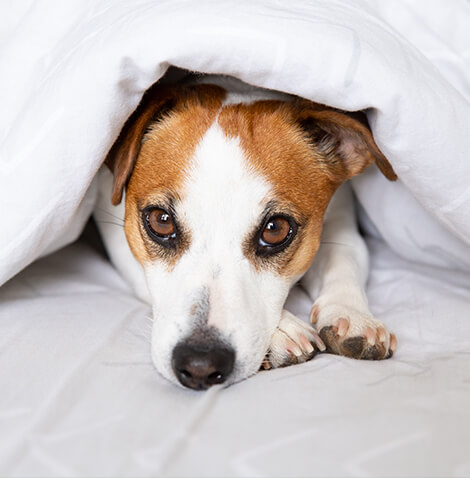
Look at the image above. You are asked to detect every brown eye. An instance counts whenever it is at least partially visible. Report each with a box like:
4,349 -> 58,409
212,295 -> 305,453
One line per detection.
257,214 -> 297,257
261,217 -> 291,245
147,208 -> 175,237
143,207 -> 178,249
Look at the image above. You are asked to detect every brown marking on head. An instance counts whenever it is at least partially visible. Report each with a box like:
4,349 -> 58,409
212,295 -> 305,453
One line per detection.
217,99 -> 395,278
105,83 -> 226,266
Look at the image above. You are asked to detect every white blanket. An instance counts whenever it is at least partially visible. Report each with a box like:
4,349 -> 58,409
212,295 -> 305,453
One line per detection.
1,0 -> 470,286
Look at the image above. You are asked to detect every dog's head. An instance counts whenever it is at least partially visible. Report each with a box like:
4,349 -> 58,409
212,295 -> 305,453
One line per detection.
106,81 -> 396,389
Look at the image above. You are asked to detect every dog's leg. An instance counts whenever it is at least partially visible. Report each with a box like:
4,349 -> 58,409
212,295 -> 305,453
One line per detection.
301,182 -> 396,360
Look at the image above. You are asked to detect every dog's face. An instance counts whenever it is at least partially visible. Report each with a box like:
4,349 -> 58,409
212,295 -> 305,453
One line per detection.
106,82 -> 395,389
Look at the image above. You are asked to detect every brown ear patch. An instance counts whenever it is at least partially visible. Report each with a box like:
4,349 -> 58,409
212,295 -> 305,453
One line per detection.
105,83 -> 226,205
294,102 -> 397,182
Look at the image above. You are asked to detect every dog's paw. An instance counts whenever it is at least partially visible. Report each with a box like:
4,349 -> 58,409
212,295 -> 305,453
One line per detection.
262,310 -> 326,369
310,304 -> 397,360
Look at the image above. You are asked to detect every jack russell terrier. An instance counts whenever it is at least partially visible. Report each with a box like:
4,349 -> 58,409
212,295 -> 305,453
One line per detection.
95,75 -> 397,390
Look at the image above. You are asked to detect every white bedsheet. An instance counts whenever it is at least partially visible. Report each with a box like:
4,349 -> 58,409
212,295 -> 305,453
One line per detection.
1,237 -> 470,477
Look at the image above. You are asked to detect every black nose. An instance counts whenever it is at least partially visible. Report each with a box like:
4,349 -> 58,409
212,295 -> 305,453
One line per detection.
172,342 -> 235,390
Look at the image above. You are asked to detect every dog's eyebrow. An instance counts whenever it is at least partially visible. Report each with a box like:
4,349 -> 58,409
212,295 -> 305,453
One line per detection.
137,191 -> 181,213
258,200 -> 307,227
258,200 -> 277,222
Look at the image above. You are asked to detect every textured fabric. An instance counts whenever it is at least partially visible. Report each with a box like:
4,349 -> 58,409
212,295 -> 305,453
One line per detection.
1,238 -> 469,476
1,0 -> 470,287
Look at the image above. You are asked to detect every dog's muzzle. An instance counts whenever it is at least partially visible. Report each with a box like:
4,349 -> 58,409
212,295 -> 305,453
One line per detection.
171,340 -> 235,390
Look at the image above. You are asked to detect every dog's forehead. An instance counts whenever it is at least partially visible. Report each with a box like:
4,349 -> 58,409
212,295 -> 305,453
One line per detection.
217,102 -> 334,218
180,123 -> 271,244
129,96 -> 333,219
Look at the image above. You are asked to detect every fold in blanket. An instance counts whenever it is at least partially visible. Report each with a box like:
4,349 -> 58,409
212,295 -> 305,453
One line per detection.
0,0 -> 469,286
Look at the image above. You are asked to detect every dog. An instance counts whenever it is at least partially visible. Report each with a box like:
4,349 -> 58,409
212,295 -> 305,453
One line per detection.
95,75 -> 397,390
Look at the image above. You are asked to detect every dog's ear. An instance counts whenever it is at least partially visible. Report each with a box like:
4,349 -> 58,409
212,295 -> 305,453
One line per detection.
295,103 -> 397,182
105,84 -> 178,205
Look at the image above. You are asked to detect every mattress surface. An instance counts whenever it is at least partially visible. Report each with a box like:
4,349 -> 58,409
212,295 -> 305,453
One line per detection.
1,235 -> 469,477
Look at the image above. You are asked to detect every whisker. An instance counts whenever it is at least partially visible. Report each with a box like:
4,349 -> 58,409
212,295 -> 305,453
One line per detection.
143,316 -> 154,332
126,328 -> 152,344
95,220 -> 124,228
320,241 -> 354,247
95,207 -> 124,222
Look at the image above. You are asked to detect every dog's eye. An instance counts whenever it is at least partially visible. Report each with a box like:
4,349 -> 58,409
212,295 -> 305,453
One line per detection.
257,215 -> 297,256
148,209 -> 174,236
143,207 -> 177,247
262,217 -> 291,245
